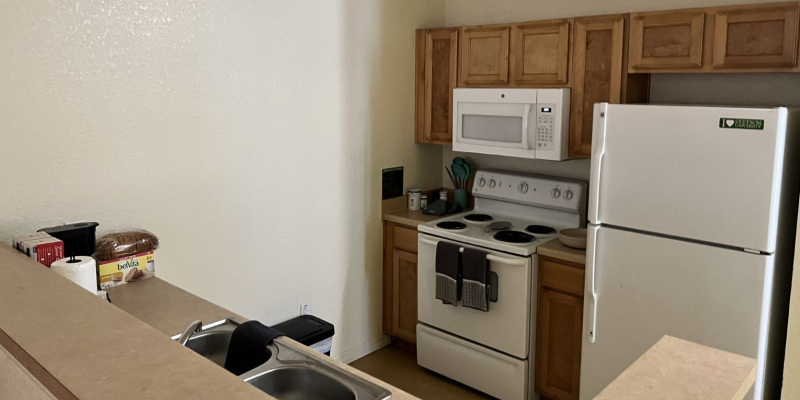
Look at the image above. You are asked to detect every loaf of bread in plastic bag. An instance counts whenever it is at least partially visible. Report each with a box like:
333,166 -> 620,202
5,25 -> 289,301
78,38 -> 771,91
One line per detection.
93,230 -> 159,261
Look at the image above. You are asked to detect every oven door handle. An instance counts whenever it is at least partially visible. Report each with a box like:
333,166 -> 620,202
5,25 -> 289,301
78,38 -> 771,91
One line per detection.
419,236 -> 527,266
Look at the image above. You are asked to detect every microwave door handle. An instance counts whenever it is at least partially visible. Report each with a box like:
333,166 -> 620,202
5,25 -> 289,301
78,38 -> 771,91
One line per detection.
520,104 -> 532,150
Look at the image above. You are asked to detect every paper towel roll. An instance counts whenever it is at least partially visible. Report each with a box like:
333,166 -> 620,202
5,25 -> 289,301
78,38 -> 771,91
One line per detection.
51,256 -> 97,294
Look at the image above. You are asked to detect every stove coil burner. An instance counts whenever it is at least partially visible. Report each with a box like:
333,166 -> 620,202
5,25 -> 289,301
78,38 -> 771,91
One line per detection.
493,231 -> 535,243
436,221 -> 468,230
525,225 -> 557,235
464,214 -> 493,222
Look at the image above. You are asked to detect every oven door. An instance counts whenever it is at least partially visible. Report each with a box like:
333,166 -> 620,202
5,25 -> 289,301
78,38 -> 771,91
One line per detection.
417,234 -> 534,358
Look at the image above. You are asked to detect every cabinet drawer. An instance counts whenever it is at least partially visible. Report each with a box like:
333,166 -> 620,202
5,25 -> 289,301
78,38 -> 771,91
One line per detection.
540,259 -> 584,297
393,226 -> 418,253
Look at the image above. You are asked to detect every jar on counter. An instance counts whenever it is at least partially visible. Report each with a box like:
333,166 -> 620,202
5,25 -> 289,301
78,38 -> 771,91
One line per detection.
439,190 -> 448,202
408,189 -> 422,211
420,195 -> 428,210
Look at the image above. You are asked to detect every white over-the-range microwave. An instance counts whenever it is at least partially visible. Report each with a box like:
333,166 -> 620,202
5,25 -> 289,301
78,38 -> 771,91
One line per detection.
452,88 -> 570,161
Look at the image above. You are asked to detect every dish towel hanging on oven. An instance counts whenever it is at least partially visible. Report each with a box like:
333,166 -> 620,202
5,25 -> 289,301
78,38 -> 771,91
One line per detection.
462,247 -> 489,311
435,241 -> 460,306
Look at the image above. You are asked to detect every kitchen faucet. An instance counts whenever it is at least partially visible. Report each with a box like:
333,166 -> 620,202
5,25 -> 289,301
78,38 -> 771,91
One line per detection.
177,320 -> 203,346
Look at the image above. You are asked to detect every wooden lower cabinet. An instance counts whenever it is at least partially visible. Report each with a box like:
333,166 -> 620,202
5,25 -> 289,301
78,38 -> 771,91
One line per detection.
536,255 -> 585,400
383,221 -> 419,344
392,249 -> 418,342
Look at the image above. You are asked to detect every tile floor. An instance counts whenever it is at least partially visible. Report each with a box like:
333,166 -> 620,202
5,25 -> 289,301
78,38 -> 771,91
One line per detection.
350,344 -> 494,400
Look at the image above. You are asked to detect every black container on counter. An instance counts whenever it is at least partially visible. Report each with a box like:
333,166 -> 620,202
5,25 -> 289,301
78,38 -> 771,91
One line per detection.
38,222 -> 99,257
274,315 -> 335,356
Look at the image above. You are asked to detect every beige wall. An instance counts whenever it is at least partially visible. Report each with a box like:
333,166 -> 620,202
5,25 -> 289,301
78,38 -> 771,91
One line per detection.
0,0 -> 444,361
442,0 -> 800,185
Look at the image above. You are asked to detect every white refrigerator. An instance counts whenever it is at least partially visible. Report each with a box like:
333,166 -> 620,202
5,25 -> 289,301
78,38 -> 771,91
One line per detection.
580,104 -> 800,400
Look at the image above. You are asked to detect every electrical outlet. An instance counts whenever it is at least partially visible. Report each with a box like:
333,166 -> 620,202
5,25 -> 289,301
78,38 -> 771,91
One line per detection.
301,303 -> 311,315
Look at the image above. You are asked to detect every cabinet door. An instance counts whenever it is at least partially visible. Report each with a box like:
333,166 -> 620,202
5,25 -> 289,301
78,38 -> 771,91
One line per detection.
713,4 -> 799,69
415,29 -> 458,144
392,249 -> 418,343
461,26 -> 510,85
535,288 -> 583,400
511,20 -> 571,85
629,11 -> 705,70
570,16 -> 624,158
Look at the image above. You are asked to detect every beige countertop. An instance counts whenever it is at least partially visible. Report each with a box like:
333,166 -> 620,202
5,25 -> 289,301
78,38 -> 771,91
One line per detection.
0,243 -> 417,400
381,194 -> 447,228
382,208 -> 443,227
537,238 -> 586,265
108,278 -> 418,400
594,335 -> 756,400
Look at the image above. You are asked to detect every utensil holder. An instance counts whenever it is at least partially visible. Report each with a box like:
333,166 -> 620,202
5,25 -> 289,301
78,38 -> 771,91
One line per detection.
455,189 -> 468,210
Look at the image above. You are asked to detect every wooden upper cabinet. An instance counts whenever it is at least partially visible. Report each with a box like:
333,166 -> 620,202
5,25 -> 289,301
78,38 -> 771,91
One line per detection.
713,3 -> 800,69
511,19 -> 572,85
629,11 -> 705,70
461,26 -> 510,85
415,28 -> 458,144
570,16 -> 625,158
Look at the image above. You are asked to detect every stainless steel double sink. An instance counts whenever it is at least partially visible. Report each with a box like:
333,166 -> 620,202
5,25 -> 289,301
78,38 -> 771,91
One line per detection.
171,319 -> 391,400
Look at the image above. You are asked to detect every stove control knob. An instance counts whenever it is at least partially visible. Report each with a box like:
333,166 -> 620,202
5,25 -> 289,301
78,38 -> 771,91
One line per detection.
489,179 -> 497,188
518,182 -> 529,194
551,188 -> 561,199
564,189 -> 574,200
478,178 -> 486,187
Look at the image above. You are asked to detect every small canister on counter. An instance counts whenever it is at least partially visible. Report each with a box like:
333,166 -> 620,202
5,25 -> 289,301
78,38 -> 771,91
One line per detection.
408,188 -> 422,210
420,194 -> 428,210
439,190 -> 448,202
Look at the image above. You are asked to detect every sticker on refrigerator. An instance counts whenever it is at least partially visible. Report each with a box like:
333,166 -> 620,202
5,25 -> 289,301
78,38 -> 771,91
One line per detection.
719,118 -> 764,130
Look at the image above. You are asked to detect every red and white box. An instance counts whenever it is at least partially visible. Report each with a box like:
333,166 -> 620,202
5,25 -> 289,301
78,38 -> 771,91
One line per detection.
13,233 -> 65,268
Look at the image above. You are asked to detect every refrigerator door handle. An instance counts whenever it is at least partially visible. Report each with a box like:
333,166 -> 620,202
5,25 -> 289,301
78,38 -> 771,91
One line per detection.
586,224 -> 599,343
588,104 -> 608,223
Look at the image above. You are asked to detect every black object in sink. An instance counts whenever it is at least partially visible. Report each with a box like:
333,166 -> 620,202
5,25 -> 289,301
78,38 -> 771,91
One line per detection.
225,321 -> 284,375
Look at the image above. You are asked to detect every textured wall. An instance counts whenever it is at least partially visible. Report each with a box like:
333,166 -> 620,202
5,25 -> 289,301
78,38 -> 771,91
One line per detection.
0,0 -> 444,360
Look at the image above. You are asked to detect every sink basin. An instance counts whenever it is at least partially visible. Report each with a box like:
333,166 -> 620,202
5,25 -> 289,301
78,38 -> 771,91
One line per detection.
170,318 -> 245,367
242,340 -> 390,400
247,367 -> 356,400
173,319 -> 390,400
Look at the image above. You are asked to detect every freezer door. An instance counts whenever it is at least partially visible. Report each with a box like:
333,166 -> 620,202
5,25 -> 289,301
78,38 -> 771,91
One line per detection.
581,225 -> 772,400
589,103 -> 787,252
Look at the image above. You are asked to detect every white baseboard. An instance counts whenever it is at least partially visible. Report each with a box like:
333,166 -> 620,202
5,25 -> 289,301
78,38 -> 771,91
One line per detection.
333,334 -> 391,364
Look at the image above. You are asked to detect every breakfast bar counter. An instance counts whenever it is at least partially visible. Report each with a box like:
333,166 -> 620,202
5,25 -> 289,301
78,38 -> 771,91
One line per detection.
0,243 -> 418,400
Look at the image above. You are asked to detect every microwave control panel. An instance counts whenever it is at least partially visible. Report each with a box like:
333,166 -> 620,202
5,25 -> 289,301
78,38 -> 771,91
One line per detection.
536,104 -> 555,150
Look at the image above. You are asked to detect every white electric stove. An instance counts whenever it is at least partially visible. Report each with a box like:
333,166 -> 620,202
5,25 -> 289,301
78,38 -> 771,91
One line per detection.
416,170 -> 586,400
